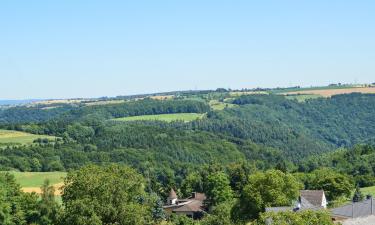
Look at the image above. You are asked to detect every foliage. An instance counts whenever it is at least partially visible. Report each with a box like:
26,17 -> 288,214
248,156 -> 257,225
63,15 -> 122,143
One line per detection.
0,173 -> 39,225
181,172 -> 204,198
304,168 -> 353,201
193,94 -> 375,160
353,185 -> 364,202
205,172 -> 234,208
200,200 -> 235,225
37,179 -> 61,225
255,210 -> 334,225
235,170 -> 301,220
300,145 -> 375,188
60,164 -> 153,225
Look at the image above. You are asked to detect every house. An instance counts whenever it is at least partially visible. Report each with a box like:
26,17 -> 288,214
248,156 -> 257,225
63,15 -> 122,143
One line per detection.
331,196 -> 375,222
163,189 -> 207,219
266,190 -> 327,213
299,190 -> 327,209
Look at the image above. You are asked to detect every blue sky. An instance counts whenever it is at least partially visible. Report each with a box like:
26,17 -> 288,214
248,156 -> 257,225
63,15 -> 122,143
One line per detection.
1,0 -> 374,99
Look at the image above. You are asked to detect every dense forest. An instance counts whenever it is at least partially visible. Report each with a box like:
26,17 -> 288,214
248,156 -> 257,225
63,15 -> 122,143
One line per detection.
1,91 -> 375,224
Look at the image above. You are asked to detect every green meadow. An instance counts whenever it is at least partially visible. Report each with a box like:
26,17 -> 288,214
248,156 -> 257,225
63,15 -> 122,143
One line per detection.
113,113 -> 205,122
9,171 -> 67,188
0,129 -> 56,147
361,186 -> 375,197
285,94 -> 322,102
209,100 -> 237,110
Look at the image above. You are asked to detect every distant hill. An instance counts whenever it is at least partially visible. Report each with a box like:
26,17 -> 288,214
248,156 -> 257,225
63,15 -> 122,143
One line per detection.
0,99 -> 41,106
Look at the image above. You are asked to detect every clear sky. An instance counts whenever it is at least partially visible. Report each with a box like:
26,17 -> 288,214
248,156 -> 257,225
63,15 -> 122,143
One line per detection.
1,0 -> 374,99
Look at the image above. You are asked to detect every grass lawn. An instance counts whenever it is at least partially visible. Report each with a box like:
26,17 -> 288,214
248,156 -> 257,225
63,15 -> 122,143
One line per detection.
0,129 -> 56,147
113,113 -> 205,122
361,186 -> 375,197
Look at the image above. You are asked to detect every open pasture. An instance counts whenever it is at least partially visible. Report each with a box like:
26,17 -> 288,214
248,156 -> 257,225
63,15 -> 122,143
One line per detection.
209,100 -> 237,110
0,129 -> 56,147
9,171 -> 67,196
113,113 -> 205,122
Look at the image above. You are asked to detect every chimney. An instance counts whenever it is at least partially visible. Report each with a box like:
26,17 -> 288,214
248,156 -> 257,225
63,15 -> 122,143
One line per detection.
191,192 -> 196,199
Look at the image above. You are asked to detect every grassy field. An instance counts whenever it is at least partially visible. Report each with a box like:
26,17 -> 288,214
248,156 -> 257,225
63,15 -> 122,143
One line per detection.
209,100 -> 237,110
0,129 -> 56,147
113,113 -> 205,122
229,91 -> 269,96
361,186 -> 375,197
7,171 -> 67,197
10,171 -> 66,187
285,94 -> 322,102
271,85 -> 359,94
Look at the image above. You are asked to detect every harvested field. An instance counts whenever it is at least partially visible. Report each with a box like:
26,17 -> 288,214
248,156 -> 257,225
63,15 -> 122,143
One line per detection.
22,182 -> 64,196
284,87 -> 375,97
150,95 -> 174,100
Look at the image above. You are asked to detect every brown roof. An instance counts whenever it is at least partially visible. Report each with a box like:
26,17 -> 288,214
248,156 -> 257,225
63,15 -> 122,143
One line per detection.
192,193 -> 206,201
169,189 -> 177,199
300,190 -> 324,207
172,200 -> 204,213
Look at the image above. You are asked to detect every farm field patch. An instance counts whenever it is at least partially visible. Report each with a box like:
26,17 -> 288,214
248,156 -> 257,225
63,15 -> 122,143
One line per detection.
209,100 -> 237,110
0,130 -> 56,147
112,113 -> 205,122
285,94 -> 322,102
6,171 -> 66,196
282,87 -> 375,97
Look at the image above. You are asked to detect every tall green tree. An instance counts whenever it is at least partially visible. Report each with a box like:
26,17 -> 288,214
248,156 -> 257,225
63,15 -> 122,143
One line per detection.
255,210 -> 334,225
235,170 -> 301,220
352,185 -> 364,203
205,172 -> 234,208
0,173 -> 39,225
307,168 -> 353,201
37,179 -> 60,225
60,164 -> 153,225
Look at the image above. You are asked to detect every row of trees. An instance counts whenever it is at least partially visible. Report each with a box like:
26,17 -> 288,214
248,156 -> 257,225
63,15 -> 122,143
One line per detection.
1,165 -> 340,225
